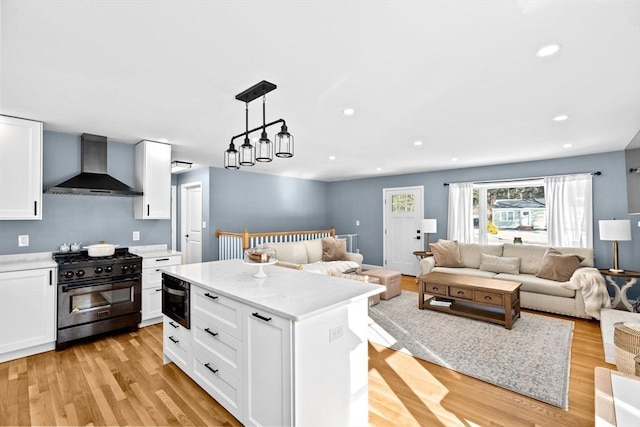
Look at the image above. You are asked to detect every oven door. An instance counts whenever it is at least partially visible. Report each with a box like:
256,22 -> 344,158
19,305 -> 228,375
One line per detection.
58,276 -> 141,329
162,274 -> 190,329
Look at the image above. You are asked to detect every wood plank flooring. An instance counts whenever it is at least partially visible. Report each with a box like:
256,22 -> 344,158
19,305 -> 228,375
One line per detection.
0,276 -> 613,426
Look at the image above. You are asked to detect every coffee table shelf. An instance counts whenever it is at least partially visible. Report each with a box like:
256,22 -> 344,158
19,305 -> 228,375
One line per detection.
417,272 -> 522,329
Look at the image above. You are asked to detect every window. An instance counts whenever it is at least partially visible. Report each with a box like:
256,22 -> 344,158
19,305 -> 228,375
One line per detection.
391,193 -> 415,213
473,179 -> 547,245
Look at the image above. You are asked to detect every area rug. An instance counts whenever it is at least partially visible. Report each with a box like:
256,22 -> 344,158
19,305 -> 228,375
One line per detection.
368,292 -> 574,409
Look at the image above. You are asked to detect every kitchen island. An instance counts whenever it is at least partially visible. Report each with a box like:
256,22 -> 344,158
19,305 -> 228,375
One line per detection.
161,259 -> 384,427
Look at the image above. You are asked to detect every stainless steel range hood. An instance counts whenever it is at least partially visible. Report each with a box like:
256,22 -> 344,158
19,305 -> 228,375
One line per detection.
46,133 -> 143,196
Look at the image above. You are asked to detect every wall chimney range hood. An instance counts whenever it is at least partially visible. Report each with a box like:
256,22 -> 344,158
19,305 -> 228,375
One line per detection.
46,133 -> 143,197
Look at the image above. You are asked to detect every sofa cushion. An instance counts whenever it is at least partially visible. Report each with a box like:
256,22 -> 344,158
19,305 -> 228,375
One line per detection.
458,243 -> 503,268
502,243 -> 548,274
495,273 -> 576,298
321,237 -> 350,262
301,260 -> 360,275
262,241 -> 309,264
536,248 -> 583,282
304,239 -> 324,263
431,240 -> 464,267
432,266 -> 498,278
479,254 -> 520,275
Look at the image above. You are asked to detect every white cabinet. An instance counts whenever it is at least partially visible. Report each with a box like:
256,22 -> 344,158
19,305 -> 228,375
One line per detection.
134,140 -> 171,219
0,115 -> 43,220
0,268 -> 56,362
163,316 -> 192,373
141,254 -> 182,325
243,306 -> 292,427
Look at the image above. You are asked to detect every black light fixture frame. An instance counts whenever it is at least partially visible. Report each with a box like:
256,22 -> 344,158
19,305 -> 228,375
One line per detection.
224,80 -> 293,170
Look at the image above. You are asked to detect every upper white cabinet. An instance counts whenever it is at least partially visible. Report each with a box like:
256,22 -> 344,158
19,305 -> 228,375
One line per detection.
134,140 -> 171,219
0,116 -> 43,220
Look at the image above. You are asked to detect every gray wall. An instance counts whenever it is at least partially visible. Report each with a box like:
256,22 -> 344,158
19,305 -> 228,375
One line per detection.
0,131 -> 170,254
328,151 -> 640,275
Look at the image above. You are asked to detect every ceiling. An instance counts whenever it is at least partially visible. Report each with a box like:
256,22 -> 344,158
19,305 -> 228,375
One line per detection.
2,0 -> 639,182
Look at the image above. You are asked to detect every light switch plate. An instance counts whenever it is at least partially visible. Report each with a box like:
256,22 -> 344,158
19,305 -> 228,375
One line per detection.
133,231 -> 140,241
18,235 -> 29,247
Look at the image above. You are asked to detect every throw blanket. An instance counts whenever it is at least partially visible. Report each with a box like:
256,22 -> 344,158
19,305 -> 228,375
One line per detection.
562,267 -> 611,319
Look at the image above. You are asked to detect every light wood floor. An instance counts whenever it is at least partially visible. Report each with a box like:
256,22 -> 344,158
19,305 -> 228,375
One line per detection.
0,276 -> 613,426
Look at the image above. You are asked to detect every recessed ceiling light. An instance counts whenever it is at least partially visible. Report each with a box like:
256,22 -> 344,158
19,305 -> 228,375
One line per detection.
536,44 -> 561,57
329,156 -> 336,160
451,157 -> 458,162
563,143 -> 573,148
376,167 -> 382,172
553,114 -> 569,121
414,140 -> 423,146
343,108 -> 355,116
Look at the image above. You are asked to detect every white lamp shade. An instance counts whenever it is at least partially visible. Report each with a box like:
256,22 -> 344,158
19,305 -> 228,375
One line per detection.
599,220 -> 632,241
422,219 -> 437,234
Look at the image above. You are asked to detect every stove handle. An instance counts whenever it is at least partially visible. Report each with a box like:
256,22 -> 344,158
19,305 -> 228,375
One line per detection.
61,276 -> 140,292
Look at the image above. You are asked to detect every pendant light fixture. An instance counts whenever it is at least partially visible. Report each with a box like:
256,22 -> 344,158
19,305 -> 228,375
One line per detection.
224,80 -> 294,170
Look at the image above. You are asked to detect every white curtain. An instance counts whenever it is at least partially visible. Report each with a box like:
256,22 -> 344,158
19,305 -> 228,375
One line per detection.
544,173 -> 593,248
447,182 -> 474,243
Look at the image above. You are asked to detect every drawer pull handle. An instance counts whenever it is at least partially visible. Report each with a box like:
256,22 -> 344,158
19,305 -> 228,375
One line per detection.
252,312 -> 272,322
169,321 -> 179,328
204,328 -> 219,337
204,363 -> 219,374
156,288 -> 162,292
156,258 -> 170,262
484,295 -> 492,300
432,287 -> 439,291
169,336 -> 179,344
204,293 -> 219,300
457,291 -> 465,295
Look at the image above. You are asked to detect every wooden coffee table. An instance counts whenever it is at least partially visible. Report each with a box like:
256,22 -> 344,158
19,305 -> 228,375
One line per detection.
417,272 -> 522,329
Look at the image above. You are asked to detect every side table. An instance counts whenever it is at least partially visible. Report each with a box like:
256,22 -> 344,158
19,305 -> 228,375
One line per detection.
598,269 -> 640,312
413,251 -> 433,259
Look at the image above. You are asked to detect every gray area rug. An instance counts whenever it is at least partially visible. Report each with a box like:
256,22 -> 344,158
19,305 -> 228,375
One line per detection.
368,292 -> 574,409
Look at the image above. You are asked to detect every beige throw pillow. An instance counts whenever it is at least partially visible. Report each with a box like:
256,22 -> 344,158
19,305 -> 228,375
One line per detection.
430,240 -> 464,267
479,254 -> 520,275
536,248 -> 583,282
321,237 -> 349,261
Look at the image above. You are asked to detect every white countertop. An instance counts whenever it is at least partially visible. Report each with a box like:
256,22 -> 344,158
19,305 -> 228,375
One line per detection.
129,245 -> 182,258
0,252 -> 57,273
162,259 -> 385,322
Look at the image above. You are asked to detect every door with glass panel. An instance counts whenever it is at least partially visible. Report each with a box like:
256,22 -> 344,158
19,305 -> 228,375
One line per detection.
383,186 -> 424,275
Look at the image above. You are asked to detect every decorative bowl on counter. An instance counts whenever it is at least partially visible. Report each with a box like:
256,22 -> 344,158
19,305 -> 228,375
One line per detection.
244,247 -> 276,264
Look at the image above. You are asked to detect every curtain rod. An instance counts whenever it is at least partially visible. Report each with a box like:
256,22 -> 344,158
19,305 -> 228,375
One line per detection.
443,171 -> 601,186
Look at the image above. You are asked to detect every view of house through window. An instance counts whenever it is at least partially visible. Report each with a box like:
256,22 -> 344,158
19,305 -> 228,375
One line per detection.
473,179 -> 547,245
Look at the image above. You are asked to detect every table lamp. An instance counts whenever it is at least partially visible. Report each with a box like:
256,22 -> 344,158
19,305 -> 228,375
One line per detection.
599,219 -> 632,272
421,219 -> 437,252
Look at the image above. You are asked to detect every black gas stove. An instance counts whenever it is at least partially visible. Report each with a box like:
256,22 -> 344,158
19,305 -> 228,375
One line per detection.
54,247 -> 142,283
53,247 -> 142,350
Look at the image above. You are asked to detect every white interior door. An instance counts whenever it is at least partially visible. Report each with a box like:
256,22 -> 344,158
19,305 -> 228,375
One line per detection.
181,182 -> 202,264
383,186 -> 424,275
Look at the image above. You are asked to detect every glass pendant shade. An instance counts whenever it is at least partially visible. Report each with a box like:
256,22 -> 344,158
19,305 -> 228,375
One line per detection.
275,124 -> 294,158
256,130 -> 273,162
224,143 -> 239,170
239,137 -> 255,166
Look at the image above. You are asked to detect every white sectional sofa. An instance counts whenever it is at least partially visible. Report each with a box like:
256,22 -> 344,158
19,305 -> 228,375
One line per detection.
261,238 -> 363,274
420,241 -> 609,319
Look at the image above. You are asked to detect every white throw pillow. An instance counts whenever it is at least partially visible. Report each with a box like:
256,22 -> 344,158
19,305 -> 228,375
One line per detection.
479,253 -> 520,275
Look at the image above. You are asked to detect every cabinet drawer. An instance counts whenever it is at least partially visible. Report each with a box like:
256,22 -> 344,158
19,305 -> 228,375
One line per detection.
164,316 -> 191,342
142,255 -> 182,269
474,291 -> 503,306
142,268 -> 162,289
193,287 -> 242,339
193,350 -> 242,420
424,283 -> 447,296
449,286 -> 472,300
193,315 -> 242,378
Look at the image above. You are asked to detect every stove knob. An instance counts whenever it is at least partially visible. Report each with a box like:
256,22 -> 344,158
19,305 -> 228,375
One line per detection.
64,271 -> 74,279
121,265 -> 129,273
95,267 -> 103,274
105,265 -> 113,273
76,270 -> 85,278
130,264 -> 137,271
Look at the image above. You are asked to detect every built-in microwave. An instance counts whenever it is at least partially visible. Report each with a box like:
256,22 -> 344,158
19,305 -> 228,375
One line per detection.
162,273 -> 190,329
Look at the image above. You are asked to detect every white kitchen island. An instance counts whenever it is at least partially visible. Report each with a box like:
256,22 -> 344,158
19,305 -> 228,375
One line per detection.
161,259 -> 385,427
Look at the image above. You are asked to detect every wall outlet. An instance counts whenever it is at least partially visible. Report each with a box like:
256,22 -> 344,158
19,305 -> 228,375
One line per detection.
356,220 -> 360,226
133,231 -> 140,241
18,235 -> 29,247
202,221 -> 207,229
329,325 -> 343,342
